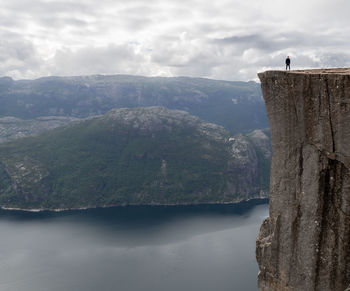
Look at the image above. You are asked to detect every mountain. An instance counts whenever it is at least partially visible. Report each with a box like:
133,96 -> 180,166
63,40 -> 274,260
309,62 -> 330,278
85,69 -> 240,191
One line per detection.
0,75 -> 267,134
0,107 -> 269,210
0,116 -> 80,143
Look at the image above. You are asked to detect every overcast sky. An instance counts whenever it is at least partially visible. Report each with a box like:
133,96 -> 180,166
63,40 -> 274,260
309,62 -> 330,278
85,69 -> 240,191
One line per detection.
1,0 -> 350,81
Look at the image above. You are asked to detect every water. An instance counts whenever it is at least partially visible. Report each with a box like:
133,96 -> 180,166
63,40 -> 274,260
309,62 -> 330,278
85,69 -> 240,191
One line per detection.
0,200 -> 268,291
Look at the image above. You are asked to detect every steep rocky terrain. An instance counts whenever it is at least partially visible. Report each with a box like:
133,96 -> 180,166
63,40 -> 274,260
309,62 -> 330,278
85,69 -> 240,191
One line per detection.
0,75 -> 267,134
256,69 -> 350,291
0,107 -> 269,210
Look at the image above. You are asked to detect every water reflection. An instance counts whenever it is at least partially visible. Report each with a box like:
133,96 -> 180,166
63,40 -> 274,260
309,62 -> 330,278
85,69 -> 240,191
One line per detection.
0,200 -> 268,291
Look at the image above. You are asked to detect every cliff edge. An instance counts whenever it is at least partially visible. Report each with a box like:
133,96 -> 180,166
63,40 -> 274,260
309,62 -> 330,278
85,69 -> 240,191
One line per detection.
256,69 -> 350,291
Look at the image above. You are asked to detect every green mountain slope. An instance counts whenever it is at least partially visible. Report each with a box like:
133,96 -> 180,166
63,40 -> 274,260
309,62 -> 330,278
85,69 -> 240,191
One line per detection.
0,107 -> 269,210
0,75 -> 267,134
0,116 -> 80,143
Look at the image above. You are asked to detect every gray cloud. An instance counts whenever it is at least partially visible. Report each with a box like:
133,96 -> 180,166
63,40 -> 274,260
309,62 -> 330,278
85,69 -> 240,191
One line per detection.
49,44 -> 152,77
0,0 -> 350,81
0,39 -> 43,79
215,30 -> 348,53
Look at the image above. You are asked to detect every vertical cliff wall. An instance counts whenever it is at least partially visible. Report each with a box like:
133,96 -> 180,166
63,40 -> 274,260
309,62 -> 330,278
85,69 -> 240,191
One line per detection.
256,69 -> 350,291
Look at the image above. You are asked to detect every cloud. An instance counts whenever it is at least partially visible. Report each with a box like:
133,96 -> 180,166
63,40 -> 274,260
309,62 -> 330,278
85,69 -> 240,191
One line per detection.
49,44 -> 152,76
1,0 -> 350,81
0,39 -> 44,79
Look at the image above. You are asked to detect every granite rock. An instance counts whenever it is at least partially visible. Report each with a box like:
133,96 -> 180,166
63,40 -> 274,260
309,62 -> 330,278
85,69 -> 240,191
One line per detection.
256,69 -> 350,291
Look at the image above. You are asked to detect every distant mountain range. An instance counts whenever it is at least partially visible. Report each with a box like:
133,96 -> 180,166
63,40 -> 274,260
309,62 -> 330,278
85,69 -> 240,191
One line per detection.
0,75 -> 267,134
0,75 -> 270,210
0,107 -> 270,210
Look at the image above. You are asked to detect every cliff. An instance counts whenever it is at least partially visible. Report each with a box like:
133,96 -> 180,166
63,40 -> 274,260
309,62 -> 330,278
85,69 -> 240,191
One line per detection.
256,69 -> 350,291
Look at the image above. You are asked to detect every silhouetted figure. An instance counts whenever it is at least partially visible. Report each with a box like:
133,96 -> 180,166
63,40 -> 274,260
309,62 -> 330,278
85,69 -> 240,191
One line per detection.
285,56 -> 291,70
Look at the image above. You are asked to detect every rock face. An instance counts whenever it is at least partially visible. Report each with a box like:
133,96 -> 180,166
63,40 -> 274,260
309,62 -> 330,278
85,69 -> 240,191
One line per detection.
256,69 -> 350,291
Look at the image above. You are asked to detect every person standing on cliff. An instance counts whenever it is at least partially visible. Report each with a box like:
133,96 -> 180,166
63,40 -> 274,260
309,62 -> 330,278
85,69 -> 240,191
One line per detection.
285,56 -> 291,70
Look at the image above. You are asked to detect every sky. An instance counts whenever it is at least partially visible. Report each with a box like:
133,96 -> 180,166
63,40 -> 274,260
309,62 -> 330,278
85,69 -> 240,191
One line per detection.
1,0 -> 350,81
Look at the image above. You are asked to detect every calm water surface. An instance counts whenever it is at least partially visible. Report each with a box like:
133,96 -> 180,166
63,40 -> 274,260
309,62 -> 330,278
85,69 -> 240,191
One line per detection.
0,200 -> 268,291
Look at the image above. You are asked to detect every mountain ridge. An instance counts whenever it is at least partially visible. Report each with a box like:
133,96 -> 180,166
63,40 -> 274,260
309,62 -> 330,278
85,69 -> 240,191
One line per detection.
0,107 -> 269,210
0,74 -> 267,134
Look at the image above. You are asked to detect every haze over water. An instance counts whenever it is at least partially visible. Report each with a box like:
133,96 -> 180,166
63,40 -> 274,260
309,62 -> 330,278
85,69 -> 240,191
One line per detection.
0,201 -> 268,291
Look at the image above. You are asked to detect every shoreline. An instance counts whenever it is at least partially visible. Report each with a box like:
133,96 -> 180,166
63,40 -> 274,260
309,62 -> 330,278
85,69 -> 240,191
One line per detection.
0,197 -> 269,213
